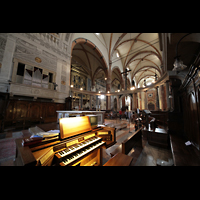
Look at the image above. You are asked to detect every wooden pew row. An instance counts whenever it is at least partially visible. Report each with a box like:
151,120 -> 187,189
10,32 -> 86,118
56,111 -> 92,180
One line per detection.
103,153 -> 133,166
109,127 -> 143,157
122,127 -> 143,155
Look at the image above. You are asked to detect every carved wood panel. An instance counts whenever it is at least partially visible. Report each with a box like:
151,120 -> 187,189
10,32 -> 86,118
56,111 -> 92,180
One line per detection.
4,99 -> 65,124
15,102 -> 28,118
30,103 -> 41,118
181,79 -> 200,150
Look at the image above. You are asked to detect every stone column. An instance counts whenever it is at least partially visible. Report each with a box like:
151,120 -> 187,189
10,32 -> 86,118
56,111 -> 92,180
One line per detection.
117,95 -> 120,111
106,96 -> 111,110
96,95 -> 99,111
156,86 -> 160,110
89,95 -> 92,110
80,93 -> 83,109
138,92 -> 141,109
132,93 -> 137,110
159,85 -> 164,110
71,91 -> 74,110
106,64 -> 111,110
141,91 -> 145,109
106,78 -> 111,110
145,90 -> 148,109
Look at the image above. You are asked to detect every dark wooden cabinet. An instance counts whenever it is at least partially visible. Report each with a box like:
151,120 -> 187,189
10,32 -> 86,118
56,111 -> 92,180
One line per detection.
65,97 -> 72,110
142,127 -> 169,148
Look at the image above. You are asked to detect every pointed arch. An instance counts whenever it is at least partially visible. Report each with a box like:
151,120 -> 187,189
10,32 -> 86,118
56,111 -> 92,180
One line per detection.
130,56 -> 161,79
137,75 -> 156,86
132,66 -> 161,80
92,66 -> 107,86
111,66 -> 125,89
71,38 -> 108,71
125,50 -> 161,69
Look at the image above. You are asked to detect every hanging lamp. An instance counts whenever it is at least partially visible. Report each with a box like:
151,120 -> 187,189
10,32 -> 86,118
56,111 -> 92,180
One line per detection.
172,33 -> 192,71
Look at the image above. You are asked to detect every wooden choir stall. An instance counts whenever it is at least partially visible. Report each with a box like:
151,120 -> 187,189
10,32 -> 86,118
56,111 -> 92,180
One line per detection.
14,116 -> 116,166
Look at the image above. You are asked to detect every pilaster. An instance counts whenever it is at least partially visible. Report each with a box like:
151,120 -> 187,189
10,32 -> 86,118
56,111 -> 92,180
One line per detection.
156,86 -> 160,110
0,35 -> 16,92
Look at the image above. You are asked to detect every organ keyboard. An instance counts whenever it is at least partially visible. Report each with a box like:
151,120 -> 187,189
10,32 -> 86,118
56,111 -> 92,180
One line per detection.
59,139 -> 105,166
15,116 -> 116,166
54,133 -> 106,166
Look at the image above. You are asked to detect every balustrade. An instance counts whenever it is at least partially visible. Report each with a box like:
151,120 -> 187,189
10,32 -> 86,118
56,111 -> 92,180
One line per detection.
20,33 -> 68,52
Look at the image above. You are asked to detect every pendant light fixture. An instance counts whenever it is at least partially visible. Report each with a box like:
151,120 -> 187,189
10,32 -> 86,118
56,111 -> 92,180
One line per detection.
172,56 -> 187,71
172,33 -> 192,71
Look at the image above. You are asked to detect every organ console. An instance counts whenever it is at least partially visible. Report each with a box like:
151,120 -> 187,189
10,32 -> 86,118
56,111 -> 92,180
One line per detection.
14,116 -> 116,166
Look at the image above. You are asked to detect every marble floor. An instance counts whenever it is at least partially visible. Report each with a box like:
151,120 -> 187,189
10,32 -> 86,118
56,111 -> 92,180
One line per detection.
0,118 -> 173,166
133,142 -> 173,166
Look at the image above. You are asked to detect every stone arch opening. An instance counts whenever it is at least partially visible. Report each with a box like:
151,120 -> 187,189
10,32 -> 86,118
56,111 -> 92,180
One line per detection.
71,38 -> 108,71
71,38 -> 109,92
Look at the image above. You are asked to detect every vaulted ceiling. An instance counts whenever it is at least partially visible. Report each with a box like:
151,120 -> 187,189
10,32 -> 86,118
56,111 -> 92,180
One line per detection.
71,42 -> 106,87
106,33 -> 162,88
71,33 -> 163,89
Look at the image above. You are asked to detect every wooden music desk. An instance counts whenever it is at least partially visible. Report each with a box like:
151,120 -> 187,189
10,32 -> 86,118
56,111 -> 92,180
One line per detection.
103,153 -> 133,166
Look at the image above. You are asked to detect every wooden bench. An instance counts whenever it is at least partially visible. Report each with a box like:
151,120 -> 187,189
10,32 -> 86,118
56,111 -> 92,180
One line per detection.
103,153 -> 133,166
110,127 -> 142,157
170,134 -> 200,166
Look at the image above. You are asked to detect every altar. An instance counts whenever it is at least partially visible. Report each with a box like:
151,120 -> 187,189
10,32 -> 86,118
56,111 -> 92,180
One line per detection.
56,111 -> 105,125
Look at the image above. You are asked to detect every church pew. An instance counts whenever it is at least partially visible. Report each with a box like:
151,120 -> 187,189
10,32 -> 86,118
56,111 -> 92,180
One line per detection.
104,153 -> 133,166
110,127 -> 142,157
122,127 -> 142,155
